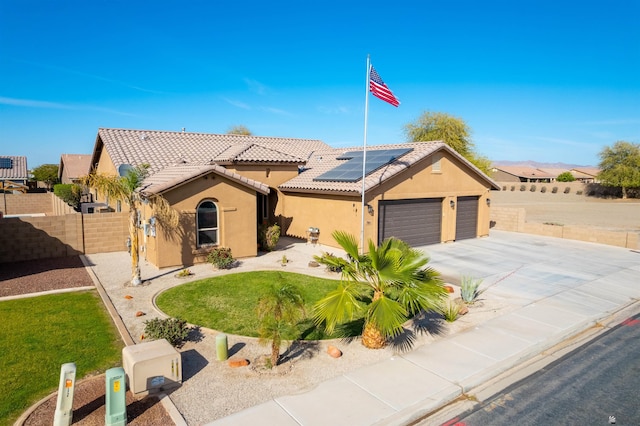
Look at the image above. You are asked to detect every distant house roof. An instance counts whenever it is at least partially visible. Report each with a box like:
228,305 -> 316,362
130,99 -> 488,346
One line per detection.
280,142 -> 500,195
59,154 -> 92,181
571,167 -> 600,178
0,156 -> 28,181
91,128 -> 331,175
492,166 -> 555,180
139,163 -> 270,196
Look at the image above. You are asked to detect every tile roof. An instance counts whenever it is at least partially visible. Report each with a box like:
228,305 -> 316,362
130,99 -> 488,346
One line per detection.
59,154 -> 92,180
139,164 -> 270,196
0,156 -> 28,180
280,142 -> 500,194
493,166 -> 555,179
94,128 -> 329,175
571,167 -> 600,177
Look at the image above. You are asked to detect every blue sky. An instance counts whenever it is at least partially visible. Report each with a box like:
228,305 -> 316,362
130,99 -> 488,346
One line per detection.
1,0 -> 638,168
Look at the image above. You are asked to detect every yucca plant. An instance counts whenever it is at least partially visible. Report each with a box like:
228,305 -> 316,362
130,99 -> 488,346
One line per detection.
439,299 -> 462,322
460,276 -> 484,304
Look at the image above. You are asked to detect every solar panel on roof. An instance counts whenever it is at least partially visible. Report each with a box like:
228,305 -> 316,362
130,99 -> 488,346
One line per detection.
314,148 -> 412,182
0,158 -> 13,169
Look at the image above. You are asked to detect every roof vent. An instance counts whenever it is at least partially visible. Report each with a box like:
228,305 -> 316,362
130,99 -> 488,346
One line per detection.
139,133 -> 149,141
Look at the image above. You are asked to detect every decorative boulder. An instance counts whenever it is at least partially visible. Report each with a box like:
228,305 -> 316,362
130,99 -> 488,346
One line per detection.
327,345 -> 342,358
444,285 -> 455,294
135,311 -> 145,317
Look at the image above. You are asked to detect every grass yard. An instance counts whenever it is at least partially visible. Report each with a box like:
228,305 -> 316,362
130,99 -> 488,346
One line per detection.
0,291 -> 124,426
156,271 -> 358,340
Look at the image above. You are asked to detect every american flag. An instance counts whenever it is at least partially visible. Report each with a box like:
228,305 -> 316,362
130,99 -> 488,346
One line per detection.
369,66 -> 400,107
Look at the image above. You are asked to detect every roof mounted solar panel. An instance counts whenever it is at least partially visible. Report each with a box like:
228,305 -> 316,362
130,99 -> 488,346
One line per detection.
0,158 -> 13,169
314,148 -> 412,182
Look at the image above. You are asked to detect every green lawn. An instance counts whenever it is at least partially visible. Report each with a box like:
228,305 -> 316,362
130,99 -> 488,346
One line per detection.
0,291 -> 124,426
156,271 -> 357,339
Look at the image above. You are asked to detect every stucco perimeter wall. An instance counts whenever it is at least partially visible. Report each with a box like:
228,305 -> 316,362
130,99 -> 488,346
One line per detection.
1,192 -> 54,216
490,207 -> 638,249
0,212 -> 128,263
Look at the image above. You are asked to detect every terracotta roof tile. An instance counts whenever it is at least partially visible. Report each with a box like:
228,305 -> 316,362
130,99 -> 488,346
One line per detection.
280,142 -> 499,194
59,154 -> 92,180
139,164 -> 269,196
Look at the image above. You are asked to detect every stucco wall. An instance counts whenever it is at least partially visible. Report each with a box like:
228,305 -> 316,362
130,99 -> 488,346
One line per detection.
490,207 -> 638,249
147,172 -> 260,268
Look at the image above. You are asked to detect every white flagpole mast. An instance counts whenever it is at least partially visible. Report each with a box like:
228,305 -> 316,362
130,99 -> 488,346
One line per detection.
360,55 -> 371,255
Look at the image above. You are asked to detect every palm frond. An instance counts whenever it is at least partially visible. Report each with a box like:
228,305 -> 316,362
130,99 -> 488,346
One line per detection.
313,282 -> 362,334
366,295 -> 407,338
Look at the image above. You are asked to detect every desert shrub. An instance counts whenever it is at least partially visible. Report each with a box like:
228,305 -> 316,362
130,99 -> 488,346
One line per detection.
207,247 -> 235,269
552,186 -> 558,193
557,171 -> 576,182
520,184 -> 526,191
530,184 -> 537,192
143,317 -> 190,347
258,223 -> 281,251
53,183 -> 82,209
564,187 -> 571,194
576,190 -> 583,195
460,276 -> 484,304
510,185 -> 515,191
540,186 -> 547,193
439,299 -> 462,322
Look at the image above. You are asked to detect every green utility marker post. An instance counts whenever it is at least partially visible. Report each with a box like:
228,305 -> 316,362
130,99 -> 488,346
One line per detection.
53,362 -> 76,426
105,367 -> 127,426
216,333 -> 228,361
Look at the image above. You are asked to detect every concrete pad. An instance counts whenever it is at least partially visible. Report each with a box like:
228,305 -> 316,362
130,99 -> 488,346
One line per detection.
402,340 -> 496,383
447,326 -> 531,361
575,281 -> 635,305
345,357 -> 460,411
515,303 -> 589,330
205,401 -> 299,426
598,269 -> 640,296
538,290 -> 619,318
275,376 -> 397,426
482,312 -> 562,344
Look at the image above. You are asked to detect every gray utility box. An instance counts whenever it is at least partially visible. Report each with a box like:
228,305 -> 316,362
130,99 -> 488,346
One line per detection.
122,339 -> 182,395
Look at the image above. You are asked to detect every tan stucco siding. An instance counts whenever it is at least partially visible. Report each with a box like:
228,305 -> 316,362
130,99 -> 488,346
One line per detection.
147,173 -> 259,268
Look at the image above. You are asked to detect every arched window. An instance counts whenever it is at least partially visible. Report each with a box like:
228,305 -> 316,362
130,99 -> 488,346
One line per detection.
197,200 -> 218,247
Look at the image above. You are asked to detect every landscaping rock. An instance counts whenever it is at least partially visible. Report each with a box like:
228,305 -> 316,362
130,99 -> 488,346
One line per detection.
135,311 -> 145,317
124,295 -> 133,299
327,345 -> 342,358
459,304 -> 469,315
444,285 -> 455,293
228,358 -> 250,368
308,261 -> 320,267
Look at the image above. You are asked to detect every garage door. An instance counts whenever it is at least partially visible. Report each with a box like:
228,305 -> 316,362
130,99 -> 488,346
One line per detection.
378,198 -> 442,246
455,196 -> 479,240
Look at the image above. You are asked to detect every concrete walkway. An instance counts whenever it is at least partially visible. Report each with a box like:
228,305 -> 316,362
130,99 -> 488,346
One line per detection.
203,231 -> 640,426
86,231 -> 640,425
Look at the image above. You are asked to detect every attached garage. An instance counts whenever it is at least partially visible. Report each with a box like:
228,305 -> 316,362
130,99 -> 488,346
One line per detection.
455,196 -> 479,240
378,198 -> 442,246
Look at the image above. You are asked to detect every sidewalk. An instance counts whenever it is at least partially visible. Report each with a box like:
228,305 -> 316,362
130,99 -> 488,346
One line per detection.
87,231 -> 640,425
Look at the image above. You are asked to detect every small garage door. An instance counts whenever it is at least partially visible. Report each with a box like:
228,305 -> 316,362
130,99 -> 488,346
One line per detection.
378,198 -> 442,246
455,196 -> 479,240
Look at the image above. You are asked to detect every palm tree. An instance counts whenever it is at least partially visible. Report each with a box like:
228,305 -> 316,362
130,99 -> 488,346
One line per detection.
256,277 -> 305,367
82,165 -> 177,286
314,231 -> 446,349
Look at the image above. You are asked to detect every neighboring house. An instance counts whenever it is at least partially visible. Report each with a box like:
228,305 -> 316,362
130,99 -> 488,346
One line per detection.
491,166 -> 555,183
570,167 -> 600,183
59,154 -> 92,184
0,155 -> 29,192
89,128 -> 499,268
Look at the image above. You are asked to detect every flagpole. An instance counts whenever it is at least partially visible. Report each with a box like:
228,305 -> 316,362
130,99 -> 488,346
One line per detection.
360,55 -> 370,255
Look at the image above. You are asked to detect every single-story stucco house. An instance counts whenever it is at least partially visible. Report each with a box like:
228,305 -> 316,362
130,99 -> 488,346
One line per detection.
88,128 -> 499,268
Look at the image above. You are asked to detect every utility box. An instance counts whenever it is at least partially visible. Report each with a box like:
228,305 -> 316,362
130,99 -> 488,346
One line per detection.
122,339 -> 182,395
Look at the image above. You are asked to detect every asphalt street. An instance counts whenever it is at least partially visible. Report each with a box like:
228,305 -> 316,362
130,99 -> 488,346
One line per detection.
442,312 -> 640,426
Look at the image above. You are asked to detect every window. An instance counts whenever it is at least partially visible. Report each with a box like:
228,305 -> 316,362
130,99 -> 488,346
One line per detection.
432,154 -> 442,173
197,200 -> 218,246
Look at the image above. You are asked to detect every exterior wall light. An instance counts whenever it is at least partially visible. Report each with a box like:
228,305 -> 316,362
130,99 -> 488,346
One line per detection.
367,204 -> 374,215
486,198 -> 491,206
450,200 -> 455,208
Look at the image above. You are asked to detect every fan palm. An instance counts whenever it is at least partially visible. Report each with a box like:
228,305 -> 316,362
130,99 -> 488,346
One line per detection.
314,231 -> 446,349
256,278 -> 306,367
81,165 -> 177,286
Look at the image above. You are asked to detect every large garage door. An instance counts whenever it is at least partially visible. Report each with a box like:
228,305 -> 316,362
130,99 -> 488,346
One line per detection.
455,196 -> 479,240
378,198 -> 442,246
